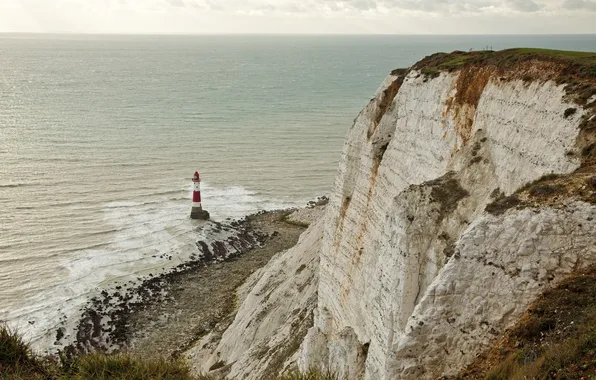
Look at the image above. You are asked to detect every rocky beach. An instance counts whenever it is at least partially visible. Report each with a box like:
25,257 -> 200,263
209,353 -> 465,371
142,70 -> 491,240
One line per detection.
58,203 -> 327,361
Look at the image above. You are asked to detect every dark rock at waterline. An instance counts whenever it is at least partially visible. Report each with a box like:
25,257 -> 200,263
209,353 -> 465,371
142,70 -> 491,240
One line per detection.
55,327 -> 65,344
61,212 -> 271,357
307,195 -> 329,208
190,209 -> 210,220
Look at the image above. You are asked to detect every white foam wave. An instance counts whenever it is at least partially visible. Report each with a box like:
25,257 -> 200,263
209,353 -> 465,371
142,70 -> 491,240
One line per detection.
3,182 -> 299,353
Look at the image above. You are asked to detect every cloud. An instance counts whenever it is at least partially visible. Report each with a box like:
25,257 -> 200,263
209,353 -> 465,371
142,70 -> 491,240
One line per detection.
330,0 -> 379,10
387,0 -> 450,12
115,0 -> 596,16
506,0 -> 542,11
2,0 -> 596,34
561,0 -> 596,10
172,0 -> 550,15
166,0 -> 186,7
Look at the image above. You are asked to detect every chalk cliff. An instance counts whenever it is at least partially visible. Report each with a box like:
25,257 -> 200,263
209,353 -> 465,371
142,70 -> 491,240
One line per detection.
186,49 -> 596,379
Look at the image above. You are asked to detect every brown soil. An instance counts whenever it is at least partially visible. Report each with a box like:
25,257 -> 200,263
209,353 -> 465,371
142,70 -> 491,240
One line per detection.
415,49 -> 596,154
446,66 -> 495,145
369,72 -> 406,138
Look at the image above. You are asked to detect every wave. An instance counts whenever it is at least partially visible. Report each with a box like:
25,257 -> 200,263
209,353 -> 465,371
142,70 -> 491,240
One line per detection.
81,162 -> 158,169
103,199 -> 172,209
0,179 -> 77,189
0,183 -> 26,188
47,200 -> 89,208
3,181 -> 300,352
202,185 -> 259,197
0,252 -> 60,264
140,189 -> 183,197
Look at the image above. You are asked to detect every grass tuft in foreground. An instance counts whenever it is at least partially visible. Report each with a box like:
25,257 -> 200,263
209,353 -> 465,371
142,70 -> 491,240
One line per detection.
60,353 -> 195,380
0,324 -> 55,379
0,325 -> 34,369
1,324 -> 337,379
0,324 -> 197,380
278,368 -> 338,380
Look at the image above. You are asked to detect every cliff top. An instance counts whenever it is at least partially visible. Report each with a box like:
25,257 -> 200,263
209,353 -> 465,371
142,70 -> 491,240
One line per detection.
395,48 -> 596,172
412,48 -> 596,82
392,49 -> 596,214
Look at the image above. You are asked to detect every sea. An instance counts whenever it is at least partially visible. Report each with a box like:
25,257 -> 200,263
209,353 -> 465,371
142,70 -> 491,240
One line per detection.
1,34 -> 595,351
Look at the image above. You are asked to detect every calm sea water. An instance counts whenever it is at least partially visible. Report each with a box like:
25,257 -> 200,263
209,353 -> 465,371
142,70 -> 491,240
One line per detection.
1,34 -> 595,350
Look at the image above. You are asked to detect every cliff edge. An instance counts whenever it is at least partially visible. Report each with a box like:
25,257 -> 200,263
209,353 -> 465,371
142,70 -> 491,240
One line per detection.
186,49 -> 596,379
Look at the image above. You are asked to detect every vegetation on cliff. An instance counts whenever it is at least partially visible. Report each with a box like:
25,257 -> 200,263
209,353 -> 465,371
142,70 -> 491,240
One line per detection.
404,48 -> 596,216
457,265 -> 596,379
0,326 -> 194,379
485,169 -> 596,215
0,325 -> 336,379
413,48 -> 596,81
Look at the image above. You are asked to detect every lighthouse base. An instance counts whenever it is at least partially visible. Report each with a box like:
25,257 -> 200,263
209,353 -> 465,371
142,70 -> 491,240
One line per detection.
190,208 -> 210,220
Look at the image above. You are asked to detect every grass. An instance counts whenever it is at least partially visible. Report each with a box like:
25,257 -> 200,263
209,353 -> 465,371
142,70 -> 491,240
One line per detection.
484,329 -> 596,380
411,48 -> 596,171
485,169 -> 596,215
0,325 -> 337,379
511,48 -> 596,64
60,354 -> 195,380
0,325 -> 195,379
0,326 -> 35,369
0,325 -> 53,379
458,265 -> 596,379
414,48 -> 596,77
283,218 -> 311,228
281,211 -> 311,228
278,368 -> 338,380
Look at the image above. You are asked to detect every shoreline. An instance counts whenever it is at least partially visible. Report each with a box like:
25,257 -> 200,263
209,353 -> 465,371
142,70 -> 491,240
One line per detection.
59,205 -> 324,359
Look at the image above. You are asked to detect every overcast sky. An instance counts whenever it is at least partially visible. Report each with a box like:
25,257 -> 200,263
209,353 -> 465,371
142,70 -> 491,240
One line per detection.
1,0 -> 595,34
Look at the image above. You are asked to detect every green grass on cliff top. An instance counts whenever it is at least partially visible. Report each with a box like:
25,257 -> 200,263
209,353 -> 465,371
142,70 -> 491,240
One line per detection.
413,48 -> 596,78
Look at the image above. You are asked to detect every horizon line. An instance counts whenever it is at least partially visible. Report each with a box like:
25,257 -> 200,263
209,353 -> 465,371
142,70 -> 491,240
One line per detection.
1,32 -> 595,36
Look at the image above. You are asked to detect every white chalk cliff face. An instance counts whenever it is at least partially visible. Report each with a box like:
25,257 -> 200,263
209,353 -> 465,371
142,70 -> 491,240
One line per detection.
187,59 -> 596,379
186,215 -> 323,379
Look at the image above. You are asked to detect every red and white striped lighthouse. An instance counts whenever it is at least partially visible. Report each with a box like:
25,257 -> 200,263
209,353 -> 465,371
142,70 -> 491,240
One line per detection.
192,171 -> 202,207
190,171 -> 210,220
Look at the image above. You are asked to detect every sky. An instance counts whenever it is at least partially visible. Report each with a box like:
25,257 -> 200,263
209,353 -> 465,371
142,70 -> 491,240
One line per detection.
0,0 -> 595,34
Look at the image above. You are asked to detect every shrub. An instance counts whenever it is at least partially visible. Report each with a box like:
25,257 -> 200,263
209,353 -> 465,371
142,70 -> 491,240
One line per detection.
564,107 -> 577,118
279,368 -> 338,380
485,194 -> 520,215
1,325 -> 337,380
528,184 -> 565,197
62,353 -> 195,380
0,325 -> 52,379
0,325 -> 34,368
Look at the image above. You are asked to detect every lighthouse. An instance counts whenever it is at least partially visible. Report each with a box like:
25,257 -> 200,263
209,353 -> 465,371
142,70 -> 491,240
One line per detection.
190,171 -> 210,220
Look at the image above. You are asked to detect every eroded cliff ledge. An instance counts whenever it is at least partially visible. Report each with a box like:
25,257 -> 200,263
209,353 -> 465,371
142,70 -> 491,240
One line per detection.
186,49 -> 596,380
